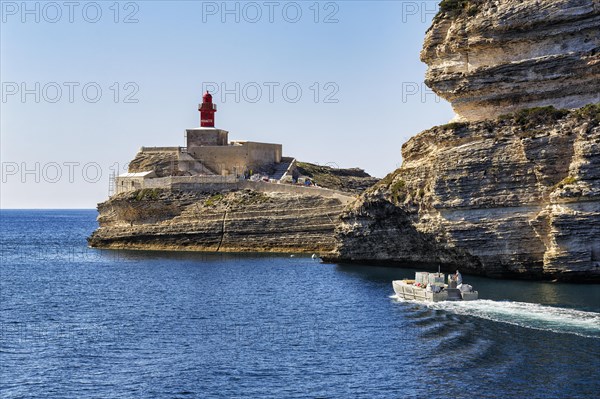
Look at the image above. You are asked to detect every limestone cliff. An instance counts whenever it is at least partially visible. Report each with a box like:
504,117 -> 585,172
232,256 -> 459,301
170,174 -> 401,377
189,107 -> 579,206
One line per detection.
328,106 -> 600,282
88,188 -> 347,253
324,0 -> 600,281
89,0 -> 600,283
423,0 -> 600,121
91,149 -> 376,253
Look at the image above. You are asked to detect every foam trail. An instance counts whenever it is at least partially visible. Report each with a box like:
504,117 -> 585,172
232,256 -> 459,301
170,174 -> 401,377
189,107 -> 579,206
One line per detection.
426,300 -> 600,338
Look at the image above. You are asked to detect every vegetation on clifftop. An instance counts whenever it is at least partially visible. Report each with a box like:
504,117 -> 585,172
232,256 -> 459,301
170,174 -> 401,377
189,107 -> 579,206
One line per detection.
296,162 -> 379,193
365,169 -> 410,204
204,190 -> 270,208
204,193 -> 224,207
498,104 -> 600,130
574,103 -> 600,126
513,106 -> 569,130
438,121 -> 470,131
437,0 -> 482,19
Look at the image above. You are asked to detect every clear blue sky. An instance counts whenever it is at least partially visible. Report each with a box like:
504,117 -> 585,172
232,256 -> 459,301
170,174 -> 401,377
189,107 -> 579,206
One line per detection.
1,0 -> 452,208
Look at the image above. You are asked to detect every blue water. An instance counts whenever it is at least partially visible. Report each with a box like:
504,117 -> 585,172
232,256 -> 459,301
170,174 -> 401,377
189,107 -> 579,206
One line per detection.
1,210 -> 599,398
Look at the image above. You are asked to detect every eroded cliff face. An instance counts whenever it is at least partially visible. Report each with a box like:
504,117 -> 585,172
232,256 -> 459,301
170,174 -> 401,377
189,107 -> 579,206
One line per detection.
422,0 -> 600,121
330,106 -> 600,282
88,189 -> 346,253
89,1 -> 599,282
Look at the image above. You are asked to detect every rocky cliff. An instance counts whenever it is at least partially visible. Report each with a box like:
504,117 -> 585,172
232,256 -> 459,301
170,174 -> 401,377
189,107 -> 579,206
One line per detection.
325,0 -> 600,282
88,188 -> 348,253
423,0 -> 600,121
90,0 -> 600,282
90,150 -> 376,253
327,105 -> 600,282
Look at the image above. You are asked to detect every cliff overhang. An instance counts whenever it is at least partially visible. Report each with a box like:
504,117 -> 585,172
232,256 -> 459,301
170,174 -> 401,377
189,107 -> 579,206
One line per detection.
327,105 -> 600,282
422,0 -> 600,121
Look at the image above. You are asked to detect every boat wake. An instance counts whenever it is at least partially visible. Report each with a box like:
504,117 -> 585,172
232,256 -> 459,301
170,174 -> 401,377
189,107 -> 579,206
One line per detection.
425,299 -> 600,338
391,295 -> 600,338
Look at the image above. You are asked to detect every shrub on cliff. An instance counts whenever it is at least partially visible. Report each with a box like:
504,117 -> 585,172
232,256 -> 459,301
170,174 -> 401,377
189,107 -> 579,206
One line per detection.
440,121 -> 469,131
574,103 -> 600,126
438,0 -> 481,18
366,170 -> 408,204
390,179 -> 408,203
554,176 -> 577,190
134,188 -> 162,201
516,106 -> 569,129
498,106 -> 569,131
204,193 -> 224,207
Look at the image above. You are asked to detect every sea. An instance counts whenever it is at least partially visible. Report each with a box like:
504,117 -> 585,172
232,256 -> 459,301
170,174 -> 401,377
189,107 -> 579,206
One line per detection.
1,209 -> 599,399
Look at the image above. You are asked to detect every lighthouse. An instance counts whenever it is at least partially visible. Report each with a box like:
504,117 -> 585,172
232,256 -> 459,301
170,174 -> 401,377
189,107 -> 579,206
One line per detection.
183,89 -> 281,177
199,91 -> 217,127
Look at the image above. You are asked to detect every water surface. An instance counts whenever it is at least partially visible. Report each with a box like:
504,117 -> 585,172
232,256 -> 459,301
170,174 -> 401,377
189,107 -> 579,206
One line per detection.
1,210 -> 599,398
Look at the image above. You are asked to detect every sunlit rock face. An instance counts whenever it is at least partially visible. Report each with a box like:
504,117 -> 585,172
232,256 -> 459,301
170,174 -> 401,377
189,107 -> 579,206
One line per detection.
88,189 -> 347,253
421,0 -> 600,121
330,107 -> 600,282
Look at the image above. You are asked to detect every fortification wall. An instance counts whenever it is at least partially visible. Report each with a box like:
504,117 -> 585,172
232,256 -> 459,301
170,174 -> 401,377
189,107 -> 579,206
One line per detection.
247,142 -> 282,165
189,145 -> 248,175
188,142 -> 282,175
140,147 -> 180,153
144,175 -> 239,188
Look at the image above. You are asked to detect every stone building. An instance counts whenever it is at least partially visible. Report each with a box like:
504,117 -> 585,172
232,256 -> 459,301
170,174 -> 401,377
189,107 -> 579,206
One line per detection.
185,127 -> 282,177
115,91 -> 289,194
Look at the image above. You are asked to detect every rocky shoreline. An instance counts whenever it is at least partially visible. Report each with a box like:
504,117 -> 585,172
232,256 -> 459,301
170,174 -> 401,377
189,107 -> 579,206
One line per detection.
89,0 -> 600,282
325,106 -> 600,283
88,188 -> 350,254
89,107 -> 600,282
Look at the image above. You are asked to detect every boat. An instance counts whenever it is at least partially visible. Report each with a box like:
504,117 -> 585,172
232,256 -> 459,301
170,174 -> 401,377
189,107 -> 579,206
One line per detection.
392,271 -> 478,302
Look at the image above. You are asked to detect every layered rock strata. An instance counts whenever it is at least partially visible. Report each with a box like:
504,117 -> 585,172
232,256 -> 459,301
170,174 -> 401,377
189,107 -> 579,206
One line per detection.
88,189 -> 349,253
328,106 -> 600,282
423,0 -> 600,121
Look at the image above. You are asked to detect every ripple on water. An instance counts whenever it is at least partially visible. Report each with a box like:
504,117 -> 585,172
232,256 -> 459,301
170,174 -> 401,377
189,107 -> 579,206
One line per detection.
2,211 -> 600,399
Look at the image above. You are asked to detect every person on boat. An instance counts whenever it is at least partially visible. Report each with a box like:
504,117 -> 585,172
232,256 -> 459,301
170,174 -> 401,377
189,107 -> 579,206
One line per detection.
455,270 -> 463,285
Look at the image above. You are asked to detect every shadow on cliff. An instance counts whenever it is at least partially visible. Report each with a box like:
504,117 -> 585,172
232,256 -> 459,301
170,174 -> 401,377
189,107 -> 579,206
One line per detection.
323,196 -> 484,277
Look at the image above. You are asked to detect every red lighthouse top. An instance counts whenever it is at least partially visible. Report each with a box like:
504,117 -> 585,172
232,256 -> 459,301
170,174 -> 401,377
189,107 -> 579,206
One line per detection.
199,90 -> 217,127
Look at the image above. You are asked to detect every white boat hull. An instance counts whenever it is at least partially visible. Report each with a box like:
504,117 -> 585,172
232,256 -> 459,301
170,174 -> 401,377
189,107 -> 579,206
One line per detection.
392,280 -> 478,302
